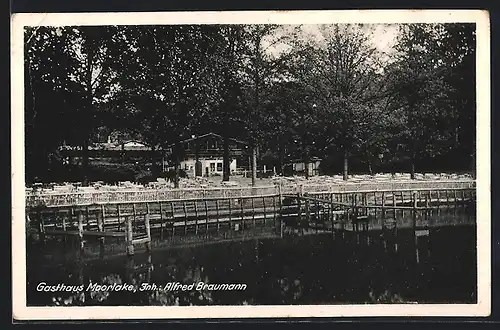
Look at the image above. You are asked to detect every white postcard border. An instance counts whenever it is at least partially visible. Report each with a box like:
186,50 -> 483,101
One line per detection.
11,9 -> 491,320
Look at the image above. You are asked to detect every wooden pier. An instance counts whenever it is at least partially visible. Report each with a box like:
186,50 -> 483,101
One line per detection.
27,186 -> 476,259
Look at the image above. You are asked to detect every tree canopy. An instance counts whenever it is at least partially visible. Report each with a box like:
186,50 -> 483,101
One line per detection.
24,23 -> 476,184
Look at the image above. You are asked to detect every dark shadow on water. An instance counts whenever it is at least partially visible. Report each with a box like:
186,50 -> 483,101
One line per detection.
26,212 -> 477,306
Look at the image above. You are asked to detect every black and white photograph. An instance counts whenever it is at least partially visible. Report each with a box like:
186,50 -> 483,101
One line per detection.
11,10 -> 490,319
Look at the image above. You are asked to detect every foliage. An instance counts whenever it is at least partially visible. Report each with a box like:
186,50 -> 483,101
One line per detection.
24,23 -> 476,183
385,24 -> 475,176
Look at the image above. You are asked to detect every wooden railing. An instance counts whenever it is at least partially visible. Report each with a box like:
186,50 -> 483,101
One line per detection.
25,180 -> 475,208
27,185 -> 476,260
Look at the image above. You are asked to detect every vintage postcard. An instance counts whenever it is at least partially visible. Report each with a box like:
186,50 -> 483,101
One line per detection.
11,10 -> 490,320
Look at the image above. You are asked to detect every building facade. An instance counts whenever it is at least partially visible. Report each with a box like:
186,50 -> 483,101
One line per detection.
286,157 -> 322,177
166,133 -> 248,177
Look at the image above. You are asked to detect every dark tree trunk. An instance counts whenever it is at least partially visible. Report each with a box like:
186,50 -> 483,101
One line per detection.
82,36 -> 94,187
194,142 -> 201,177
303,134 -> 309,180
304,157 -> 310,180
150,147 -> 158,177
410,159 -> 416,180
251,144 -> 257,186
471,152 -> 476,179
278,137 -> 285,175
174,161 -> 180,188
471,134 -> 476,179
82,139 -> 90,186
409,137 -> 417,180
171,144 -> 181,188
223,133 -> 230,182
343,151 -> 349,181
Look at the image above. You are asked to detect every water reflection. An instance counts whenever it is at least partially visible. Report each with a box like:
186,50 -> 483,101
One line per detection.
27,209 -> 476,306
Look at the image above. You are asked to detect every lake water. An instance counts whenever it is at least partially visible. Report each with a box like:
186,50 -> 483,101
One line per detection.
26,209 -> 477,306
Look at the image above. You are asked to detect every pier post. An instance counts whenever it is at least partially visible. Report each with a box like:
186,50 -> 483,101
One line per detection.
414,229 -> 430,264
280,212 -> 284,238
240,197 -> 245,230
412,190 -> 418,229
70,207 -> 75,226
272,195 -> 277,230
97,209 -> 105,259
437,190 -> 441,216
314,200 -> 320,233
205,199 -> 209,235
254,238 -> 259,263
354,208 -> 360,245
61,211 -> 67,246
170,201 -> 175,239
182,201 -> 188,236
85,206 -> 90,230
159,202 -> 164,240
38,209 -> 46,245
251,197 -> 256,228
126,216 -> 134,256
215,199 -> 220,234
411,191 -> 420,263
425,191 -> 431,223
362,193 -> 367,215
344,207 -> 349,240
382,192 -> 386,220
101,204 -> 106,226
262,196 -> 267,226
77,253 -> 86,304
453,189 -> 459,216
228,198 -> 233,232
194,201 -> 199,235
297,193 -> 302,234
125,257 -> 135,288
132,203 -> 138,238
117,204 -> 121,231
145,214 -> 152,253
146,253 -> 153,283
278,184 -> 283,238
61,212 -> 67,232
77,212 -> 84,257
330,206 -> 335,239
304,199 -> 310,235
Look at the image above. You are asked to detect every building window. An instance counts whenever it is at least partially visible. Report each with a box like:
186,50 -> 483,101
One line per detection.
217,162 -> 223,172
210,162 -> 216,172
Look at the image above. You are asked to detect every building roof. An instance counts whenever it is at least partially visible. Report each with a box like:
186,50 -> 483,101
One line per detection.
121,140 -> 151,151
168,132 -> 248,148
287,157 -> 322,164
59,140 -> 151,152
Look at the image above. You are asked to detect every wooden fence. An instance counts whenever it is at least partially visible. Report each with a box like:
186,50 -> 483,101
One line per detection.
25,180 -> 475,208
27,184 -> 476,262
